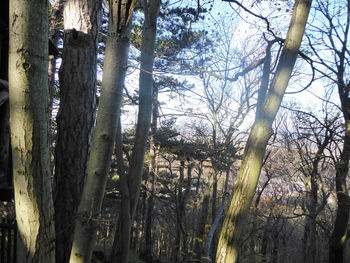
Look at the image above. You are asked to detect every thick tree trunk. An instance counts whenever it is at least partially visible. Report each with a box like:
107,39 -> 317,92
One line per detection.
215,1 -> 312,262
54,1 -> 101,262
68,1 -> 135,262
9,0 -> 55,261
109,1 -> 160,262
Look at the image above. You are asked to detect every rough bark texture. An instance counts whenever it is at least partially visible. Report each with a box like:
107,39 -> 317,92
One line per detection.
109,1 -> 160,262
68,0 -> 135,262
54,1 -> 101,262
215,1 -> 312,262
9,0 -> 55,261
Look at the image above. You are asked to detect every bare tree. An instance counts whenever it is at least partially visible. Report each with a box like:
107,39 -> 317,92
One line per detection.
306,0 -> 350,261
216,1 -> 312,262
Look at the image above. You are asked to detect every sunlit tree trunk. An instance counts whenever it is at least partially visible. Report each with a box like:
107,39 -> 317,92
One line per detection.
216,1 -> 312,262
109,1 -> 160,262
9,0 -> 55,261
68,0 -> 135,262
54,1 -> 101,262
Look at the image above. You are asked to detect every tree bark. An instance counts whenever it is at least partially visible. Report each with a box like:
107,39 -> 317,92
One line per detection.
215,1 -> 312,262
54,1 -> 101,262
9,0 -> 55,261
109,1 -> 160,262
68,0 -> 135,262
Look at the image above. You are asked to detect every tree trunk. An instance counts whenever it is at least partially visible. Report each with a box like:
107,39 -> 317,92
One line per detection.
142,85 -> 159,261
329,120 -> 350,263
306,174 -> 317,263
216,1 -> 312,262
54,1 -> 101,262
68,0 -> 135,262
328,3 -> 350,257
109,1 -> 160,262
174,159 -> 185,263
195,180 -> 210,261
9,0 -> 55,261
210,170 -> 218,261
204,166 -> 230,263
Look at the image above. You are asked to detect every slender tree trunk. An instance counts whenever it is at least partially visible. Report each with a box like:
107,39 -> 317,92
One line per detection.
261,225 -> 269,263
109,1 -> 160,262
68,1 -> 136,262
210,170 -> 219,261
303,220 -> 310,263
306,175 -> 317,263
143,86 -> 159,261
204,166 -> 230,263
9,0 -> 55,261
54,1 -> 101,262
270,228 -> 279,263
174,159 -> 185,263
195,176 -> 210,261
216,1 -> 312,262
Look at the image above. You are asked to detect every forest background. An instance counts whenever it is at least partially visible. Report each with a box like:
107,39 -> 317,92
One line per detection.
0,0 -> 349,263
